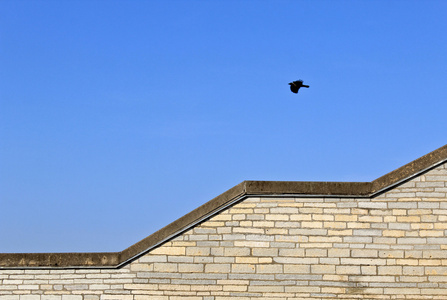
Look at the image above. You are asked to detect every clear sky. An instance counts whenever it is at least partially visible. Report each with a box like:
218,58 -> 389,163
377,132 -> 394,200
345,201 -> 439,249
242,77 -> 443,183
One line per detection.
1,1 -> 446,253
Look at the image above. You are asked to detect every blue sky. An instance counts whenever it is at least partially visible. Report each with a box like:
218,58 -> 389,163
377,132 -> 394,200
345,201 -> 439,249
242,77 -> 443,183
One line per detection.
1,1 -> 446,253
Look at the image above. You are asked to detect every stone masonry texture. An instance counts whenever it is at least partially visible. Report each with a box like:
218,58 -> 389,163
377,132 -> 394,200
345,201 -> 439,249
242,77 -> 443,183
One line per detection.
1,161 -> 447,299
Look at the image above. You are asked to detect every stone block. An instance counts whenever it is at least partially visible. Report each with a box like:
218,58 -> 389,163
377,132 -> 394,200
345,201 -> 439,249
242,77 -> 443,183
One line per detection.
204,264 -> 231,273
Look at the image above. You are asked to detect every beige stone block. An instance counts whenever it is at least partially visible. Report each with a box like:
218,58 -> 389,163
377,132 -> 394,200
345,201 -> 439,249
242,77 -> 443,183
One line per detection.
301,221 -> 323,228
151,247 -> 185,256
349,275 -> 395,284
274,221 -> 301,228
270,207 -> 299,214
421,288 -> 447,295
274,235 -> 305,243
222,285 -> 248,292
100,296 -> 134,300
153,263 -> 178,272
300,208 -> 323,214
419,230 -> 444,237
320,257 -> 340,265
213,256 -> 234,263
123,283 -> 158,290
205,221 -> 226,227
323,274 -> 348,281
425,266 -> 447,275
283,264 -> 311,274
228,208 -> 253,214
347,287 -> 384,294
18,296 -> 41,300
311,264 -> 335,274
89,284 -> 110,290
361,265 -> 377,275
216,227 -> 232,234
285,286 -> 319,293
379,250 -> 404,258
18,284 -> 39,290
312,214 -> 334,221
321,287 -> 345,294
248,285 -> 284,293
235,257 -> 258,264
217,279 -> 249,285
397,237 -> 427,244
336,265 -> 361,275
397,216 -> 421,222
351,208 -> 368,215
233,241 -> 269,248
358,216 -> 382,223
325,208 -> 351,215
265,228 -> 288,235
290,214 -> 312,221
335,214 -> 358,222
186,247 -> 211,256
434,223 -> 447,229
384,216 -> 397,222
324,222 -> 346,229
130,263 -> 153,272
403,266 -> 424,275
204,264 -> 230,273
190,284 -> 222,291
178,263 -> 204,273
351,249 -> 378,258
392,209 -> 407,215
328,229 -> 352,236
41,297 -> 63,300
232,214 -> 247,221
383,230 -> 405,237
250,248 -> 277,257
412,223 -> 434,230
421,215 -> 438,222
300,242 -> 332,248
308,236 -> 341,243
231,264 -> 255,273
252,221 -> 274,227
373,237 -> 397,244
423,250 -> 447,259
328,248 -> 350,258
289,228 -> 327,235
358,201 -> 387,209
427,276 -> 447,282
139,255 -> 167,263
259,257 -> 273,263
233,227 -> 263,234
341,258 -> 386,265
265,214 -> 289,221
383,288 -> 420,294
378,266 -> 402,275
347,222 -> 370,228
305,249 -> 327,257
396,259 -> 419,265
256,264 -> 283,273
278,248 -> 305,257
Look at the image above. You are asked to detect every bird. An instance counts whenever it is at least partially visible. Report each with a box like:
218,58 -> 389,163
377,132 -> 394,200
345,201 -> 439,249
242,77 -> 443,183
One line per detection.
289,80 -> 309,93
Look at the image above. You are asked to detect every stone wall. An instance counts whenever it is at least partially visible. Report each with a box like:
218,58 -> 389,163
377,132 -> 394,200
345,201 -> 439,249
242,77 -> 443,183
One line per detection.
1,163 -> 446,299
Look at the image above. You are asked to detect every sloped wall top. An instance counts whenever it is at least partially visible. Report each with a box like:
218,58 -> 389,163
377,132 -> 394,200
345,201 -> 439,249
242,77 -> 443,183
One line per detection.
1,144 -> 446,269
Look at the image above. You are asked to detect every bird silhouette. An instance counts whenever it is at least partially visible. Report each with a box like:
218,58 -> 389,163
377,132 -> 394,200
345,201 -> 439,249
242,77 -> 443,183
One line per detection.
289,80 -> 309,93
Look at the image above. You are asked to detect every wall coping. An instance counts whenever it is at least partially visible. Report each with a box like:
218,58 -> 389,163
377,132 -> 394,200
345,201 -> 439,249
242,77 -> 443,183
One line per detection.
1,144 -> 446,269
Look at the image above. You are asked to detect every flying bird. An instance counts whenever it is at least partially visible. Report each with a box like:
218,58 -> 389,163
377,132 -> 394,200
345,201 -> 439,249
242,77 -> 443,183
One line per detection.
289,80 -> 309,93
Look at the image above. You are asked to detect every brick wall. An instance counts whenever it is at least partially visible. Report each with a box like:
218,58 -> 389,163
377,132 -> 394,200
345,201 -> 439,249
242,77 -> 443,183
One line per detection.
1,163 -> 446,299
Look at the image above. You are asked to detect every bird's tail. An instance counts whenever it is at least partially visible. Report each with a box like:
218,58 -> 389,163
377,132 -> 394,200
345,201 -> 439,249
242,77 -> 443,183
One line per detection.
302,85 -> 310,88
